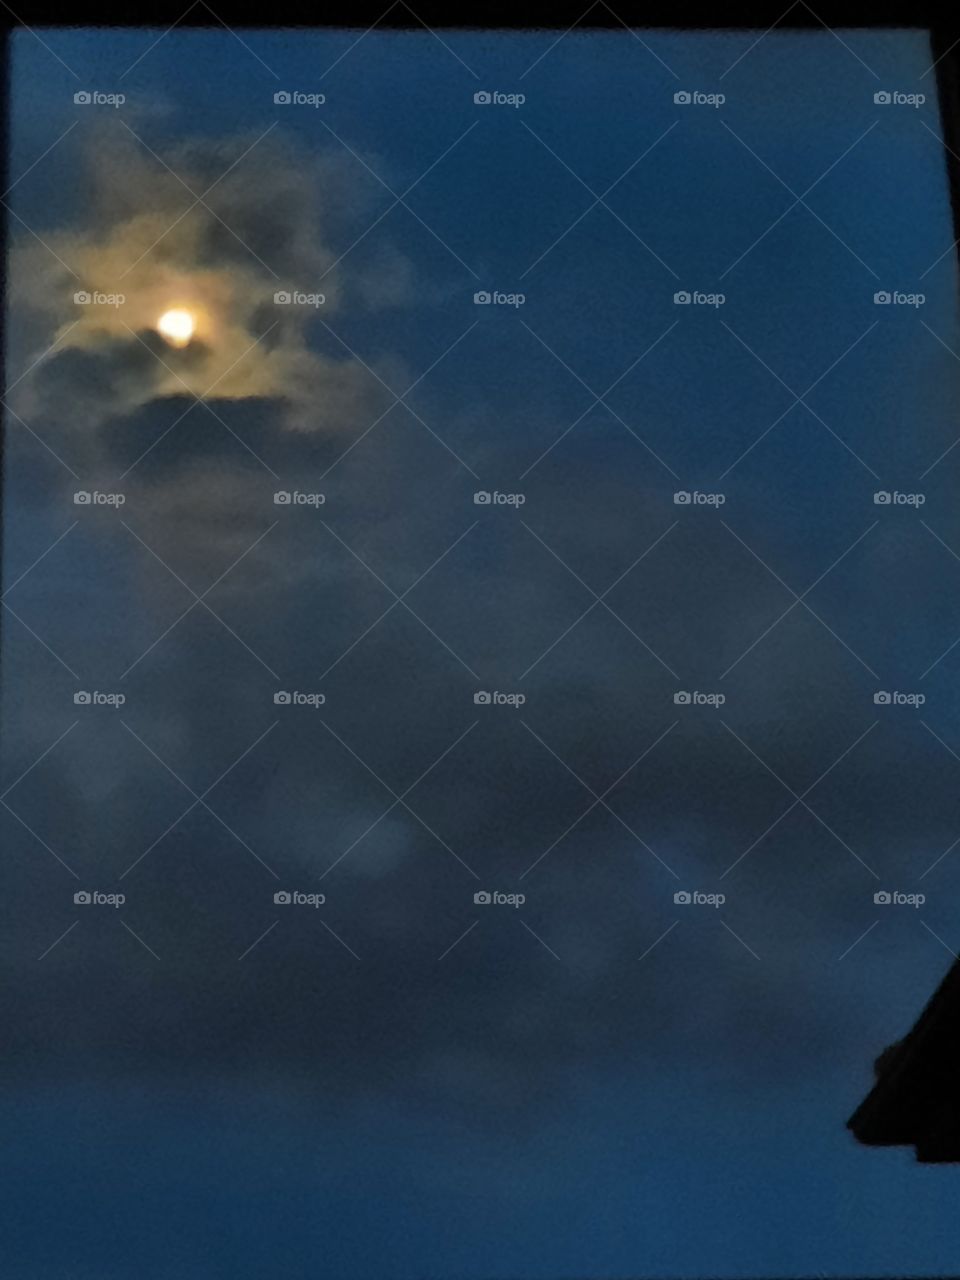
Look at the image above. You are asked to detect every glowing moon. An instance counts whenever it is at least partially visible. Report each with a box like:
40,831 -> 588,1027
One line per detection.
157,308 -> 195,346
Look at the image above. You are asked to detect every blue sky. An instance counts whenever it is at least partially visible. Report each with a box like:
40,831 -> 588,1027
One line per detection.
5,23 -> 960,1279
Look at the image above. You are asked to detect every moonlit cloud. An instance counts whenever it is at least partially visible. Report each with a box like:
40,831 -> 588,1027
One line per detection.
9,119 -> 404,435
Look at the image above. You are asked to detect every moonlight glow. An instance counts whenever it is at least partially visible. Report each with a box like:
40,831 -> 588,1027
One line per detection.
156,308 -> 196,347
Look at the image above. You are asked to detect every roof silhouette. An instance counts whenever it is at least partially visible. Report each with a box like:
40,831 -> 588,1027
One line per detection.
849,955 -> 960,1161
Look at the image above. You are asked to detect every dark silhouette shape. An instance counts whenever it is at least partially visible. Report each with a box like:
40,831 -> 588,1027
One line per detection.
849,956 -> 960,1161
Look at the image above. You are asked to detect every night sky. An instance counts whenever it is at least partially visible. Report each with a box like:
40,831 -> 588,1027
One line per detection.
5,23 -> 960,1279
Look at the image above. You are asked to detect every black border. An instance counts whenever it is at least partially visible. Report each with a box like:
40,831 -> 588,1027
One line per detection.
0,2 -> 949,27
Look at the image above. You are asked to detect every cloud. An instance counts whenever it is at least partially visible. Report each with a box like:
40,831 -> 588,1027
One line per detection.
5,114 -> 956,1124
9,119 -> 405,435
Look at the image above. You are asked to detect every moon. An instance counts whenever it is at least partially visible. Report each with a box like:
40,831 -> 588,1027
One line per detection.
156,308 -> 196,347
